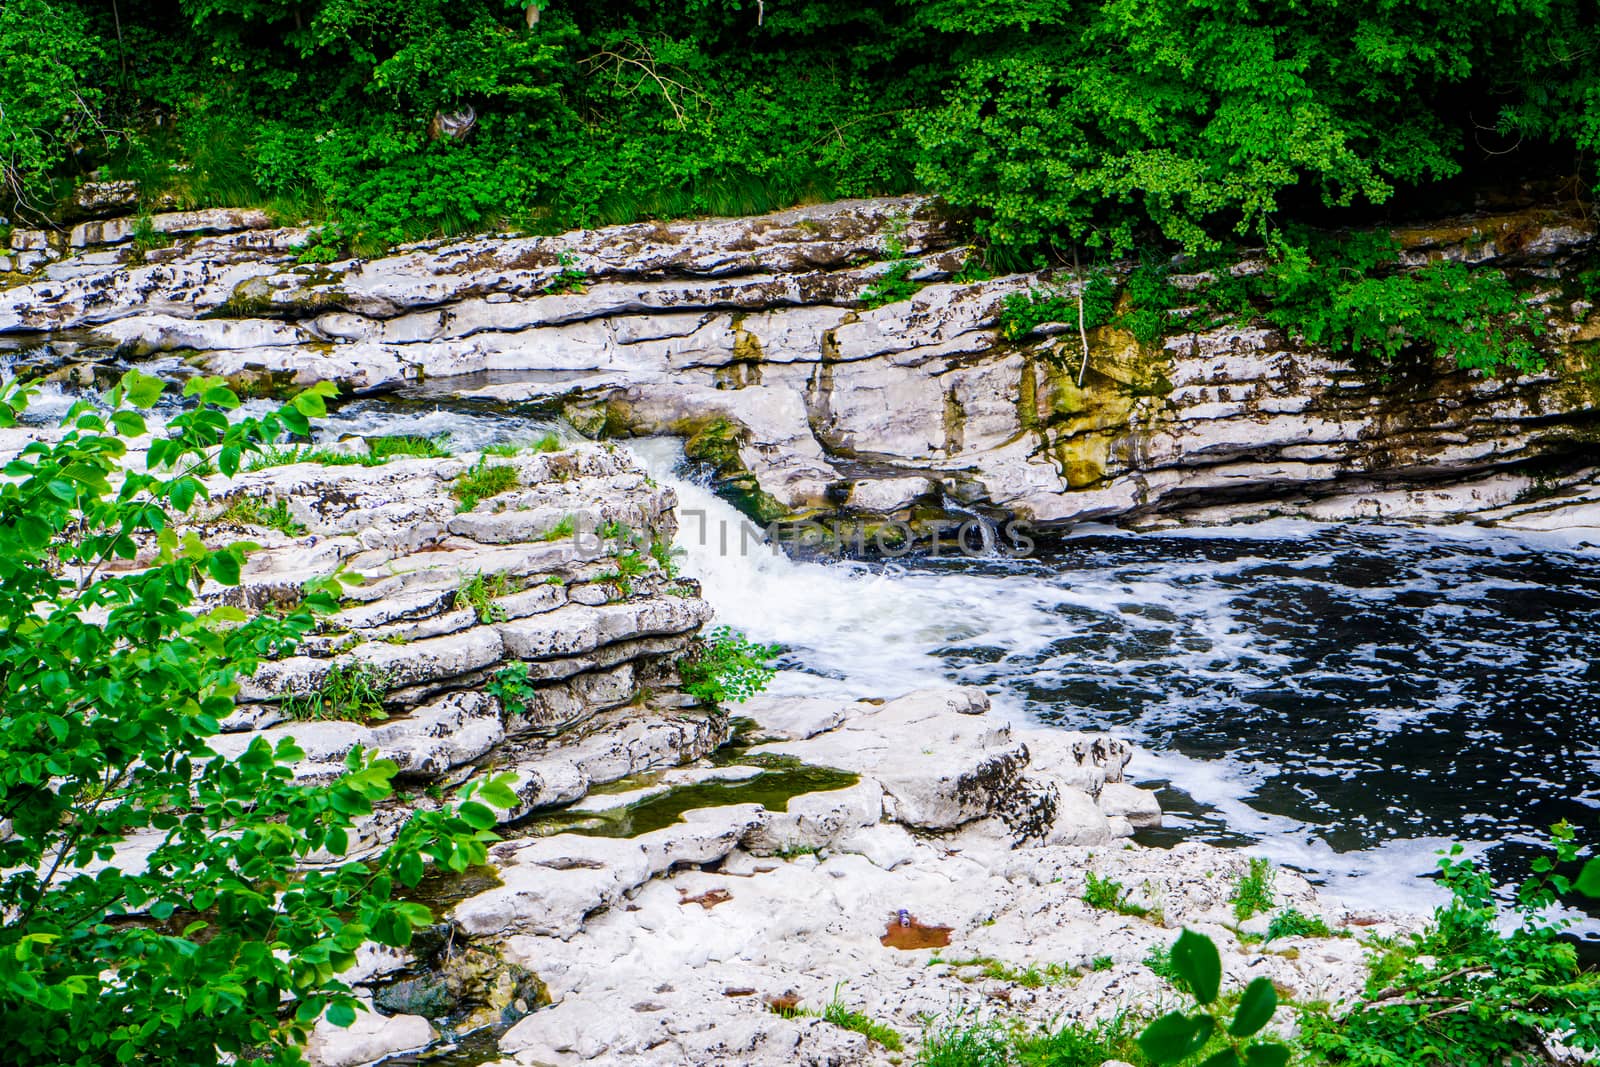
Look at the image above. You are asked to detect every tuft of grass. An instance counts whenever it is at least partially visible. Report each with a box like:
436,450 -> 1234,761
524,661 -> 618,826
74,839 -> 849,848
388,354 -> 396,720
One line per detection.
1083,870 -> 1149,918
245,435 -> 450,472
454,570 -> 513,623
1088,954 -> 1115,972
785,986 -> 902,1052
1144,941 -> 1180,981
487,431 -> 564,457
649,536 -> 683,581
367,434 -> 451,461
216,496 -> 305,536
1266,907 -> 1335,941
282,661 -> 390,722
453,457 -> 521,512
537,515 -> 577,542
916,1012 -> 1144,1067
932,955 -> 1068,988
1231,856 -> 1275,921
595,548 -> 648,599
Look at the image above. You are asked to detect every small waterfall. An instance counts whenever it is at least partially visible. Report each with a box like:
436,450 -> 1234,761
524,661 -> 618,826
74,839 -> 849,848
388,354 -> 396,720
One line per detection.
939,492 -> 1000,556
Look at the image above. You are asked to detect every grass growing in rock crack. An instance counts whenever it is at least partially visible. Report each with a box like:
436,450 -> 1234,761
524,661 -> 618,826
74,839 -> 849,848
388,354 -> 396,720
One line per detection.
215,496 -> 304,536
1083,870 -> 1149,918
453,457 -> 521,511
595,549 -> 649,599
774,985 -> 903,1052
916,1012 -> 1143,1066
486,434 -> 562,458
455,570 -> 513,623
282,661 -> 391,722
1231,856 -> 1275,921
537,515 -> 576,542
930,955 -> 1070,988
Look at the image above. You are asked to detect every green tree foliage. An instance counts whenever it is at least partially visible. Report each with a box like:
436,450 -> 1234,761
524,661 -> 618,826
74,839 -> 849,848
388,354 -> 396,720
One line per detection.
0,0 -> 108,210
10,0 -> 1600,261
0,371 -> 519,1066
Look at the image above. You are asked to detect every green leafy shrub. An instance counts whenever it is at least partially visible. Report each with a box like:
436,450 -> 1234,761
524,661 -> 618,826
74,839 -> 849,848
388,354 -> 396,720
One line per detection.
486,661 -> 536,715
452,457 -> 521,511
861,259 -> 922,308
282,660 -> 392,722
1137,928 -> 1291,1066
0,370 -> 517,1067
542,250 -> 588,294
998,274 -> 1116,341
1300,825 -> 1600,1066
676,625 -> 780,706
454,569 -> 512,623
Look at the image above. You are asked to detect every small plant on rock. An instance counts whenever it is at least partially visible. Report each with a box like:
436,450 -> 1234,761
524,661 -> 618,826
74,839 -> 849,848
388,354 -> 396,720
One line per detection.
1230,857 -> 1274,921
453,456 -> 520,511
1084,869 -> 1148,917
455,570 -> 512,623
1137,928 -> 1292,1066
596,548 -> 649,598
676,625 -> 779,706
1265,908 -> 1332,941
542,249 -> 587,294
216,495 -> 305,536
282,661 -> 391,722
487,661 -> 537,715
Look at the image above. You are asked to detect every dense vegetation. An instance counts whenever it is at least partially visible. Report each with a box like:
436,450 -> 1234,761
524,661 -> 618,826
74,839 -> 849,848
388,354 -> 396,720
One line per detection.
4,0 -> 1600,261
0,374 -> 521,1066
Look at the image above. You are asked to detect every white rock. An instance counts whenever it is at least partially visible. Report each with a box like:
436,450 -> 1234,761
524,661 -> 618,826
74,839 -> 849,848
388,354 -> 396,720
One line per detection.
306,1002 -> 434,1067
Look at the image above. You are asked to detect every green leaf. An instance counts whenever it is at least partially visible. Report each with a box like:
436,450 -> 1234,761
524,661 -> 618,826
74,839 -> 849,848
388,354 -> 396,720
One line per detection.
1245,1042 -> 1291,1067
457,801 -> 497,830
1230,976 -> 1277,1037
1138,1011 -> 1214,1064
1577,857 -> 1600,898
476,775 -> 521,810
1201,1050 -> 1241,1067
207,551 -> 242,586
117,369 -> 166,409
1171,928 -> 1223,1005
325,1000 -> 357,1028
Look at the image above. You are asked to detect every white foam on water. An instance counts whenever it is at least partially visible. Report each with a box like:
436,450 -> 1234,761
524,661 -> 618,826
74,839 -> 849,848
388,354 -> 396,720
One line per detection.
627,435 -> 1600,921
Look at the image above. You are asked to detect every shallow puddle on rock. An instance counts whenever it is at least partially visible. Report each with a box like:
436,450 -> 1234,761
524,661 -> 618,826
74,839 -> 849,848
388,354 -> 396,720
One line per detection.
393,864 -> 504,913
880,914 -> 953,950
521,756 -> 859,840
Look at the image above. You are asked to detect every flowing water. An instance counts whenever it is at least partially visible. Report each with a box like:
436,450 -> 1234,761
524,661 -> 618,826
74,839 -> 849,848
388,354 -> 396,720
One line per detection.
626,438 -> 1600,928
14,368 -> 1597,927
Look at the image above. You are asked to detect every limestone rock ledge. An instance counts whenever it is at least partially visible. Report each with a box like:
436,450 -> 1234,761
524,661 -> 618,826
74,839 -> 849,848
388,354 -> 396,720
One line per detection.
418,685 -> 1413,1067
6,197 -> 1600,534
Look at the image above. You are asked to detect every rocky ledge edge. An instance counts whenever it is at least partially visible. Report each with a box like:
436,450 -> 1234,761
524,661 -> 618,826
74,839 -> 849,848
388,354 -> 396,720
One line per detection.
314,684 -> 1416,1067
